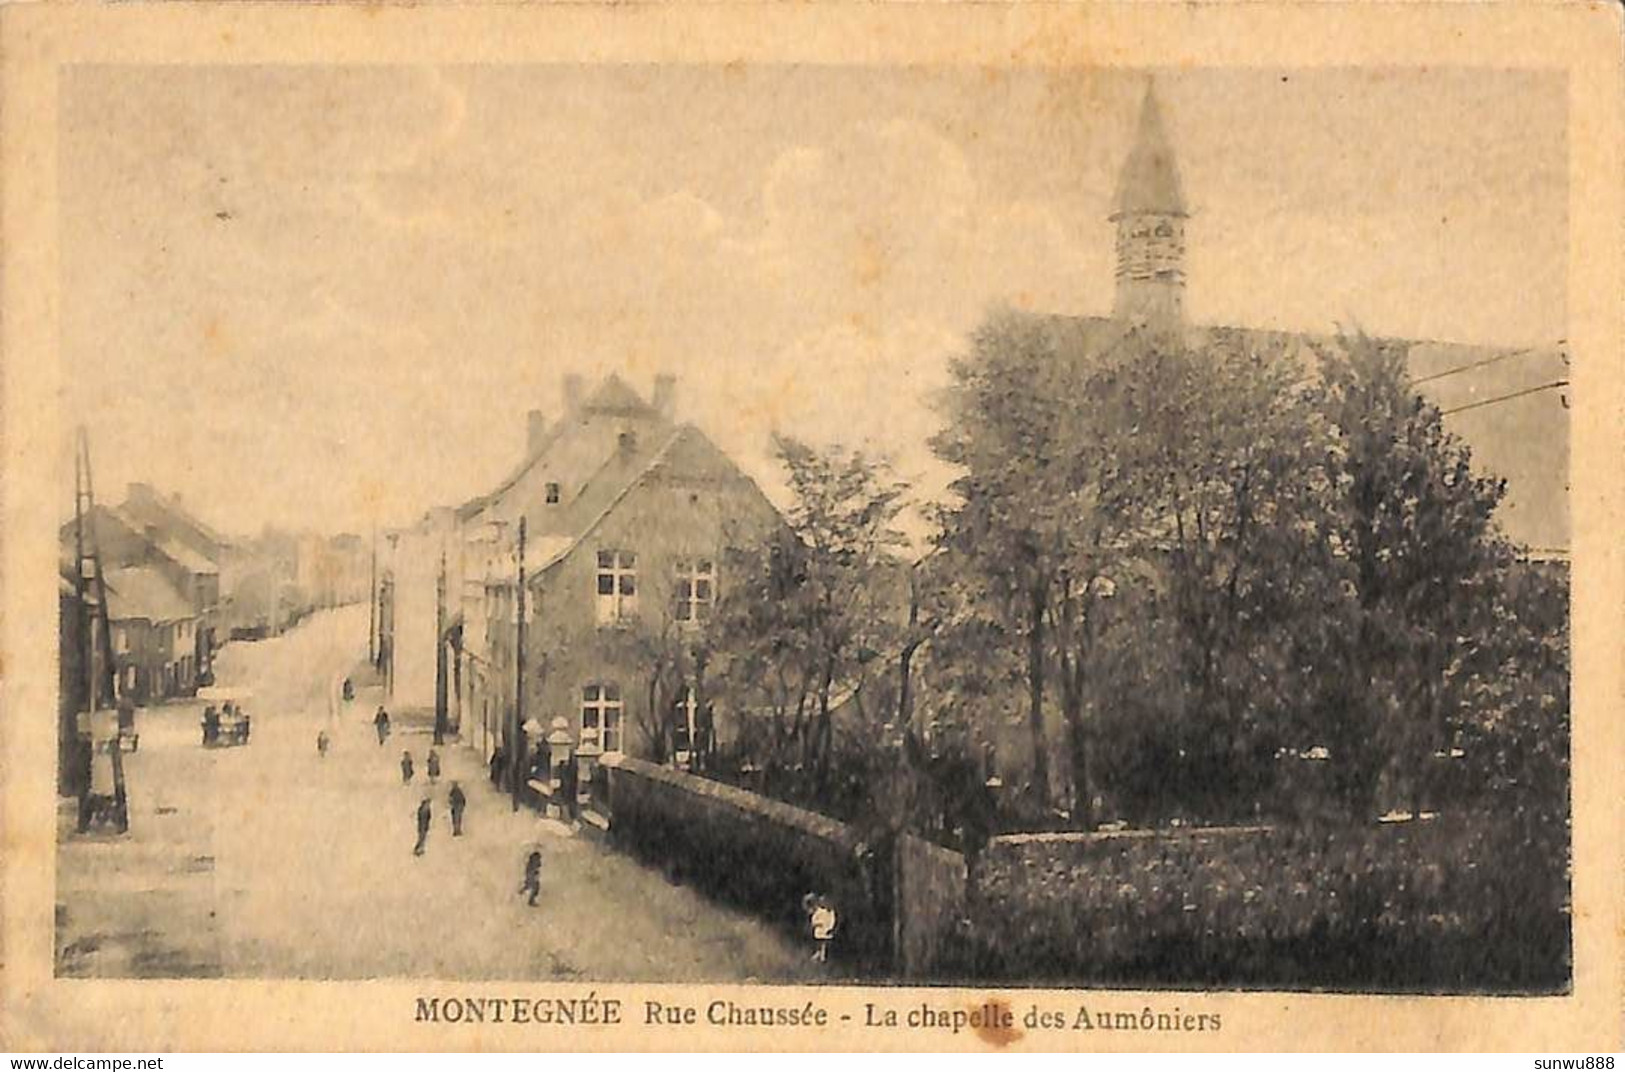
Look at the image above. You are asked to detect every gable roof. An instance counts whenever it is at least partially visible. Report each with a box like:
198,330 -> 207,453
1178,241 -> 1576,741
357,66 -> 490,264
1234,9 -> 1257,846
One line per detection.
582,373 -> 654,415
523,423 -> 781,585
460,374 -> 671,526
154,535 -> 219,577
104,567 -> 195,624
452,373 -> 783,588
454,375 -> 662,523
59,505 -> 220,579
59,504 -> 142,552
120,485 -> 228,560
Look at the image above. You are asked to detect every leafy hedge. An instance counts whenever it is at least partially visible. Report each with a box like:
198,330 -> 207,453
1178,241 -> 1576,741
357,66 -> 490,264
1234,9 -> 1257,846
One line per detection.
967,810 -> 1569,992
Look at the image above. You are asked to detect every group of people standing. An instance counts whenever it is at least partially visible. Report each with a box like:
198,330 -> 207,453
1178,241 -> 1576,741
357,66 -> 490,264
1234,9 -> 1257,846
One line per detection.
344,700 -> 546,907
405,747 -> 467,856
349,705 -> 467,855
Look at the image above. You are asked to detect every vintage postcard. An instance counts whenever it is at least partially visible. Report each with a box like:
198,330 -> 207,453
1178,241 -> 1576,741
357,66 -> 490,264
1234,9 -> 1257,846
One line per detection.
2,0 -> 1621,1054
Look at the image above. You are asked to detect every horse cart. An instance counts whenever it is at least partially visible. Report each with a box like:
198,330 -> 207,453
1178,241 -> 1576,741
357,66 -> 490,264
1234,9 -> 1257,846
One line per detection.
198,686 -> 253,748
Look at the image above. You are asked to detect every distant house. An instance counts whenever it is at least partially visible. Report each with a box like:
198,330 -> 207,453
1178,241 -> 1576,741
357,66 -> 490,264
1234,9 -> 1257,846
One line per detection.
378,373 -> 784,770
119,482 -> 229,570
61,497 -> 221,680
296,531 -> 369,610
222,526 -> 309,639
101,566 -> 201,702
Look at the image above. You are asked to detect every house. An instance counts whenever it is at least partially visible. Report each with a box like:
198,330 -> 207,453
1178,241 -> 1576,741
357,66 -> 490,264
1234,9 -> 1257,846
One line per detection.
375,508 -> 463,715
296,531 -> 369,610
222,525 -> 307,638
101,566 -> 202,703
376,373 -> 784,771
60,498 -> 221,680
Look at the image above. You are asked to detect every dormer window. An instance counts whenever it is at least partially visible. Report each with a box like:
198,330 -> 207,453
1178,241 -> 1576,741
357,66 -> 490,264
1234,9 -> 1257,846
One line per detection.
618,430 -> 638,453
545,482 -> 560,505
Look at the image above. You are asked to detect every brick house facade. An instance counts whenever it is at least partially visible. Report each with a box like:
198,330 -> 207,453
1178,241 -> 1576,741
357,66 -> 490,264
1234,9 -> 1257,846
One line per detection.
431,374 -> 783,776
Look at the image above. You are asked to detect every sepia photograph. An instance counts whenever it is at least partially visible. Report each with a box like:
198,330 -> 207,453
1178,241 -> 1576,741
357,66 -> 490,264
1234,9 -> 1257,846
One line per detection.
3,0 -> 1621,1055
49,60 -> 1572,992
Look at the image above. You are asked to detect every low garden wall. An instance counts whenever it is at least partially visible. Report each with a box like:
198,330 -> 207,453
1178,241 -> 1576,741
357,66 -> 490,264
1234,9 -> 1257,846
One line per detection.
602,756 -> 891,968
970,813 -> 1569,991
896,833 -> 968,979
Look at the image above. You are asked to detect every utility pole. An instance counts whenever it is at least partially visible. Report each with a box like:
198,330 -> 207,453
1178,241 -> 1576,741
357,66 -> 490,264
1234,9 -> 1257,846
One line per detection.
74,428 -> 128,834
434,549 -> 447,746
511,516 -> 526,812
368,522 -> 378,664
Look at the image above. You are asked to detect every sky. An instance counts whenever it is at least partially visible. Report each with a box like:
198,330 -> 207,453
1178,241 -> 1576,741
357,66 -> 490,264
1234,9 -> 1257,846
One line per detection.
59,65 -> 1567,539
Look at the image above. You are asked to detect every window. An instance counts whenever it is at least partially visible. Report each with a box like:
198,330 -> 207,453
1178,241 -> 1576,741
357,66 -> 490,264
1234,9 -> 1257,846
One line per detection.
671,684 -> 701,767
114,626 -> 129,654
673,558 -> 715,624
595,550 -> 637,625
580,683 -> 623,754
545,482 -> 561,504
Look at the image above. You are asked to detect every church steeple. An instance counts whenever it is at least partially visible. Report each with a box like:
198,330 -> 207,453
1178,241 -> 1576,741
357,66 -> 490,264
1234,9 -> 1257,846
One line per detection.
1111,81 -> 1188,325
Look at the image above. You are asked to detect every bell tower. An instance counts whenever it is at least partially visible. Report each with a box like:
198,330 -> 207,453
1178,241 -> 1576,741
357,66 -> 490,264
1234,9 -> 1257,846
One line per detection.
1111,82 -> 1188,325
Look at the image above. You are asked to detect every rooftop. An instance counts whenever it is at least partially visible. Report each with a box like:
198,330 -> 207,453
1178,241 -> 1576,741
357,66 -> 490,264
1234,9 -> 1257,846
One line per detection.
103,567 -> 196,623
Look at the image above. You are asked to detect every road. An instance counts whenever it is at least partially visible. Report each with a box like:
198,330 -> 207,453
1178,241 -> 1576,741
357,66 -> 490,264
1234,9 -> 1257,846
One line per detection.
56,604 -> 816,982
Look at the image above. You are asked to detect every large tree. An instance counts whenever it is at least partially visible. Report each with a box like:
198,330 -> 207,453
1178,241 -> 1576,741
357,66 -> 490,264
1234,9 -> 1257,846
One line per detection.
932,311 -> 1148,824
709,435 -> 910,803
935,313 -> 1349,825
1315,333 -> 1513,818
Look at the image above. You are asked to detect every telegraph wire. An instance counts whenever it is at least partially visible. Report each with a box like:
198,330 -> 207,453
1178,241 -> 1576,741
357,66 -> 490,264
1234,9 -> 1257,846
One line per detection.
1412,345 -> 1549,386
1440,380 -> 1570,416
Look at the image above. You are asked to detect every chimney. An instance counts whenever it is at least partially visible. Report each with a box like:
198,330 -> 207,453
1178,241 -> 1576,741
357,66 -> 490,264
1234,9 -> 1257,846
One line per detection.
526,410 -> 547,456
563,374 -> 584,413
652,373 -> 677,420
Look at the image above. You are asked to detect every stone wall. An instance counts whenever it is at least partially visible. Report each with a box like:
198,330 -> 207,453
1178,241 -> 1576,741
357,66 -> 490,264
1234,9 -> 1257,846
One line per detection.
603,756 -> 891,968
970,815 -> 1569,990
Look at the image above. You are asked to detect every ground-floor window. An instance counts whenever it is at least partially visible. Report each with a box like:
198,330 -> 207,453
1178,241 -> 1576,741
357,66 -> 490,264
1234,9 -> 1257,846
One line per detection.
580,682 -> 622,754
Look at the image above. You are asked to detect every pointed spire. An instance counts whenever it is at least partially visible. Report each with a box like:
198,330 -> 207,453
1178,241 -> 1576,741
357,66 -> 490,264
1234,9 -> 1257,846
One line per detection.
1111,80 -> 1187,219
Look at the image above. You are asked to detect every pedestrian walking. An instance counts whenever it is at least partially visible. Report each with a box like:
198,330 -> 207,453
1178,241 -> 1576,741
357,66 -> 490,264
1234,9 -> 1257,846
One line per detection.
448,781 -> 466,837
489,747 -> 505,786
316,729 -> 330,758
374,707 -> 391,746
803,893 -> 837,963
519,849 -> 542,906
400,750 -> 415,784
414,796 -> 432,856
426,748 -> 441,784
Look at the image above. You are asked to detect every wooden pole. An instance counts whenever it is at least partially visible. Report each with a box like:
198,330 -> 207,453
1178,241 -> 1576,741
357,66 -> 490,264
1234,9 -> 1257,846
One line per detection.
77,428 -> 128,832
434,550 -> 447,745
368,523 -> 378,664
512,516 -> 526,812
